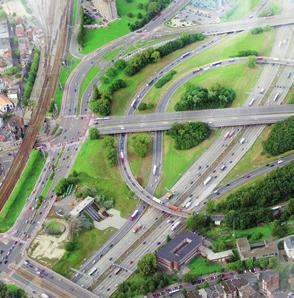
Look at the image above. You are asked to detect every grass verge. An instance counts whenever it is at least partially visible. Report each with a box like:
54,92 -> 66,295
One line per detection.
127,134 -> 152,188
71,139 -> 137,217
141,30 -> 276,110
0,150 -> 46,232
53,227 -> 116,278
155,130 -> 220,197
103,47 -> 122,61
78,66 -> 100,110
168,62 -> 262,111
54,56 -> 81,113
221,126 -> 294,185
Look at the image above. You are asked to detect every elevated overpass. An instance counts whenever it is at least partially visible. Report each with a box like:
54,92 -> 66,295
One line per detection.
93,105 -> 294,135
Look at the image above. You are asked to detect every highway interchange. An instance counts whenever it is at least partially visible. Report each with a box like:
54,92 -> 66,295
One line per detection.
1,0 -> 294,297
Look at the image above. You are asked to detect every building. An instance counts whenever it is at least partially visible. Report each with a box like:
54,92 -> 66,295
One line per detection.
156,231 -> 203,270
70,196 -> 95,218
199,245 -> 233,263
211,214 -> 224,226
0,94 -> 14,113
93,0 -> 118,21
236,237 -> 278,261
284,236 -> 294,260
262,271 -> 280,298
238,283 -> 262,298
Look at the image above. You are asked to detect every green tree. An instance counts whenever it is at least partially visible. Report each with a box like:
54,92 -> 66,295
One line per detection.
114,59 -> 127,70
151,51 -> 160,63
272,220 -> 288,238
137,254 -> 158,277
186,213 -> 211,233
89,127 -> 100,140
248,55 -> 256,68
131,134 -> 152,158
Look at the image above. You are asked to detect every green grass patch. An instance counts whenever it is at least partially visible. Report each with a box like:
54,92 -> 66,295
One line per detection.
73,0 -> 78,24
71,139 -> 137,217
105,39 -> 208,115
155,130 -> 220,197
53,228 -> 116,278
168,63 -> 262,111
142,30 -> 275,110
221,126 -> 294,185
41,177 -> 53,198
80,0 -> 148,54
103,47 -> 122,61
127,134 -> 152,187
54,56 -> 81,113
0,150 -> 46,232
285,85 -> 294,104
188,256 -> 223,276
79,66 -> 100,110
223,0 -> 260,21
259,0 -> 281,17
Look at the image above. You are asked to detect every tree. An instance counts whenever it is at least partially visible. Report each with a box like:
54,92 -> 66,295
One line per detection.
127,12 -> 133,18
167,122 -> 211,150
131,134 -> 152,157
89,127 -> 100,140
186,213 -> 211,233
92,85 -> 101,100
148,2 -> 161,14
137,254 -> 158,277
137,3 -> 143,9
151,50 -> 160,63
272,220 -> 288,238
248,55 -> 256,68
72,214 -> 94,235
106,67 -> 117,78
114,59 -> 127,70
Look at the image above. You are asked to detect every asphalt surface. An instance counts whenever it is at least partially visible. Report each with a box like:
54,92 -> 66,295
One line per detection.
2,0 -> 294,297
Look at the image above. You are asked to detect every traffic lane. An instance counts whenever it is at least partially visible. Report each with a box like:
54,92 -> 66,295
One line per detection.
94,114 -> 293,134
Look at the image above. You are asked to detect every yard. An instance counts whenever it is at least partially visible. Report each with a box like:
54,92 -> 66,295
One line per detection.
71,138 -> 137,218
187,256 -> 223,276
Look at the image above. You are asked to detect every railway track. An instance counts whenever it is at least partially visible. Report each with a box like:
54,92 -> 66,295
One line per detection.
0,1 -> 69,211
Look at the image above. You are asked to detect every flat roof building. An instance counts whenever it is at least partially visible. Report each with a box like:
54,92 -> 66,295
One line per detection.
236,237 -> 278,261
156,231 -> 203,270
284,236 -> 294,260
70,196 -> 94,218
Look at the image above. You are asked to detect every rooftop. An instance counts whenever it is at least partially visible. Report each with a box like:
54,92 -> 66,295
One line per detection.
70,196 -> 94,217
0,94 -> 12,106
284,236 -> 294,249
156,231 -> 202,262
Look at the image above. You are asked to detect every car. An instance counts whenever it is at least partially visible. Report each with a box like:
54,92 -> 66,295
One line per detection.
157,241 -> 161,245
143,241 -> 146,245
130,260 -> 133,264
109,257 -> 113,261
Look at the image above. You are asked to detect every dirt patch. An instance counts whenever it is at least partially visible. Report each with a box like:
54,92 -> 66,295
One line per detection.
27,219 -> 70,267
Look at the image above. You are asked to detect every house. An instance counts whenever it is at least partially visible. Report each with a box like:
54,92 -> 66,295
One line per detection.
262,271 -> 279,298
238,283 -> 263,297
0,94 -> 14,113
284,236 -> 294,260
211,214 -> 224,226
156,231 -> 203,270
198,245 -> 233,263
236,237 -> 278,261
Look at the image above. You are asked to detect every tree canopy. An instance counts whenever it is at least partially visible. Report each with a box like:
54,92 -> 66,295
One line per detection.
167,122 -> 211,150
175,84 -> 236,111
263,117 -> 294,156
131,134 -> 152,157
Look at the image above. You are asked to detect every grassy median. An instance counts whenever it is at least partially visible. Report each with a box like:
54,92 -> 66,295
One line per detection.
141,29 -> 276,110
222,0 -> 260,21
0,150 -> 46,232
71,139 -> 137,217
155,130 -> 221,197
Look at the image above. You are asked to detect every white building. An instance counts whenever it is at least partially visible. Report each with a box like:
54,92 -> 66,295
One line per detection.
0,94 -> 14,113
284,236 -> 294,260
70,196 -> 94,218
